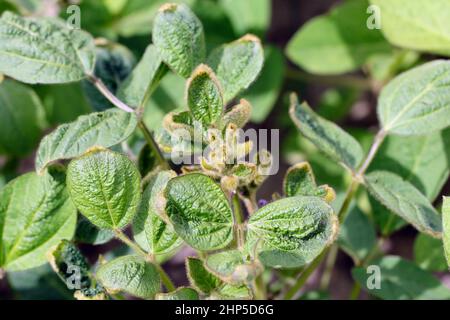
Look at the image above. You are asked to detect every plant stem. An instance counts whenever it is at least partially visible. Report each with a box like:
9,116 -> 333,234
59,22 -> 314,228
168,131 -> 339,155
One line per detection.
349,282 -> 361,300
253,274 -> 267,300
138,120 -> 169,169
88,75 -> 134,113
356,130 -> 386,177
155,264 -> 176,292
232,193 -> 245,250
319,243 -> 339,291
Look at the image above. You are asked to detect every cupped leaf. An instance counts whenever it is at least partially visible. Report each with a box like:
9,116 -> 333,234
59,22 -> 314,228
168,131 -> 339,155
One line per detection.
443,197 -> 450,267
164,173 -> 234,251
371,0 -> 450,56
187,64 -> 223,126
352,255 -> 450,299
97,255 -> 161,299
133,171 -> 183,256
207,34 -> 264,103
156,287 -> 199,300
67,149 -> 141,230
286,0 -> 390,75
152,3 -> 205,78
35,109 -> 137,173
377,60 -> 450,135
414,234 -> 447,272
247,196 -> 338,268
289,94 -> 364,171
0,79 -> 46,156
283,162 -> 335,203
0,168 -> 77,271
186,257 -> 222,294
0,11 -> 95,84
117,44 -> 167,109
364,171 -> 442,238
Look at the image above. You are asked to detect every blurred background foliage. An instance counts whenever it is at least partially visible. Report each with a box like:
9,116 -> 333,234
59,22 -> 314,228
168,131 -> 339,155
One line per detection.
0,0 -> 449,299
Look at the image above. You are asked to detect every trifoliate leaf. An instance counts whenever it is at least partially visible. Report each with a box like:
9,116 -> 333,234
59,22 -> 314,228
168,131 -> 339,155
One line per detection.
67,149 -> 141,230
164,173 -> 234,251
377,60 -> 450,135
152,3 -> 205,78
0,167 -> 77,271
97,255 -> 161,299
187,64 -> 223,126
247,196 -> 338,268
208,34 -> 264,103
365,171 -> 442,238
289,94 -> 364,171
35,109 -> 137,173
133,171 -> 183,256
0,11 -> 95,84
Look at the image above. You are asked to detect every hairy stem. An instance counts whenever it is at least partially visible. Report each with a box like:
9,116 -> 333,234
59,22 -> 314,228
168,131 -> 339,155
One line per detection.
155,264 -> 176,292
232,193 -> 245,250
88,75 -> 134,113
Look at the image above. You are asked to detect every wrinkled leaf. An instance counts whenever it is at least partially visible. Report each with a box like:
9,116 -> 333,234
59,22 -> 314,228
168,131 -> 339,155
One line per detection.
67,149 -> 141,230
186,257 -> 222,294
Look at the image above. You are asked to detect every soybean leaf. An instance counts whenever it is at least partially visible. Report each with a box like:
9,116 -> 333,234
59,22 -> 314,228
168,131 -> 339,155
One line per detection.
377,60 -> 450,135
75,216 -> 114,246
247,196 -> 338,268
83,44 -> 135,112
371,0 -> 450,56
186,257 -> 222,294
0,167 -> 77,271
286,0 -> 390,75
219,99 -> 252,129
289,94 -> 364,171
67,149 -> 141,230
0,79 -> 46,156
364,171 -> 442,238
245,46 -> 285,123
137,144 -> 158,177
215,283 -> 252,300
117,44 -> 167,109
155,287 -> 199,300
164,173 -> 234,251
443,197 -> 450,267
133,171 -> 183,256
352,255 -> 450,299
219,0 -> 270,37
0,11 -> 96,84
414,234 -> 448,272
338,206 -> 376,264
35,109 -> 137,173
207,34 -> 264,103
187,64 -> 223,126
97,255 -> 161,299
283,162 -> 335,203
152,3 -> 205,78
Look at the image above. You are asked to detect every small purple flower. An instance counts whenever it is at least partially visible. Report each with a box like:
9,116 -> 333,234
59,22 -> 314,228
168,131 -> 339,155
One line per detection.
258,199 -> 269,207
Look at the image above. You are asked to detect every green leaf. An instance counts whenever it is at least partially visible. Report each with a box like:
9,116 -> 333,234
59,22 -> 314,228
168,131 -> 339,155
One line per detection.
97,255 -> 161,299
208,34 -> 264,103
0,12 -> 95,84
0,168 -> 77,271
133,171 -> 183,256
352,255 -> 450,299
205,250 -> 262,284
283,162 -> 335,203
286,0 -> 390,75
245,46 -> 285,123
155,287 -> 199,300
117,44 -> 167,109
152,3 -> 205,78
289,94 -> 364,171
338,206 -> 376,264
443,197 -> 450,267
247,196 -> 338,268
82,44 -> 135,112
67,149 -> 141,230
364,171 -> 442,238
215,283 -> 252,300
219,0 -> 270,37
0,79 -> 46,156
164,173 -> 234,251
219,99 -> 252,129
377,60 -> 450,135
414,233 -> 448,272
371,0 -> 450,56
187,64 -> 223,126
75,216 -> 114,246
35,109 -> 137,173
186,257 -> 222,294
137,144 -> 158,177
